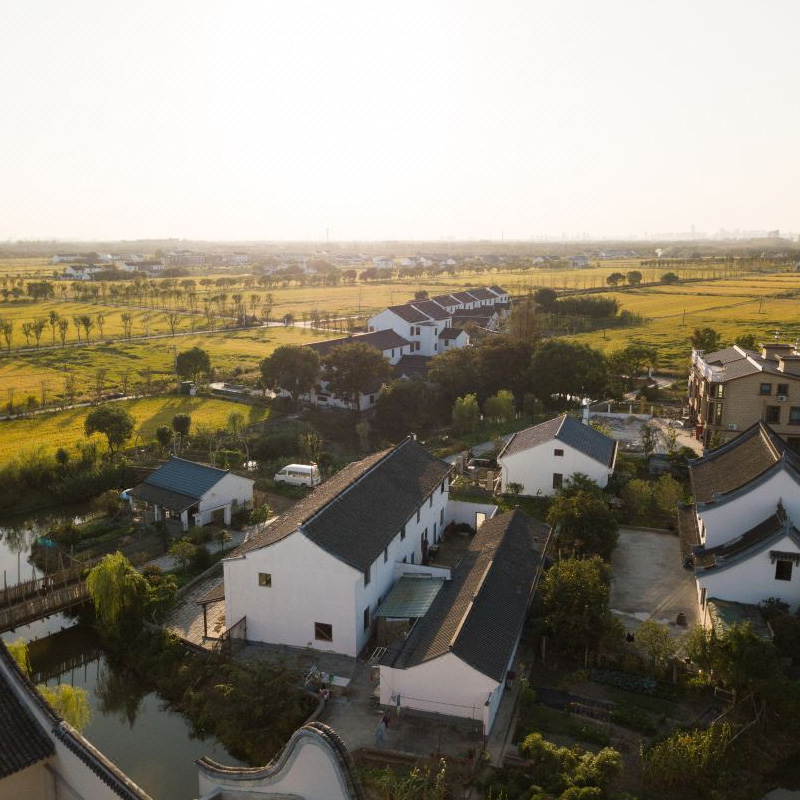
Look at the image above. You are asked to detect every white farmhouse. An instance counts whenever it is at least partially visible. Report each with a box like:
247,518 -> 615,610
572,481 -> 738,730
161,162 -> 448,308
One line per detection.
498,414 -> 618,496
223,438 -> 452,657
368,301 -> 452,357
378,510 -> 549,734
680,421 -> 800,613
130,457 -> 254,531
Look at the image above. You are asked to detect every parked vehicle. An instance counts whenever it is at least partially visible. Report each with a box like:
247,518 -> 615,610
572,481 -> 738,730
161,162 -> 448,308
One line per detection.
467,457 -> 497,473
274,463 -> 322,487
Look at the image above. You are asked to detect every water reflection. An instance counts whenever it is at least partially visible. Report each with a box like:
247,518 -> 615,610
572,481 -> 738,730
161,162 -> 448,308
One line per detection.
23,625 -> 244,800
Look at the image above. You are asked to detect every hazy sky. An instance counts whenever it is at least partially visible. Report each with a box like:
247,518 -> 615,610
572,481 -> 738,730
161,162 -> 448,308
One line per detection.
1,1 -> 796,241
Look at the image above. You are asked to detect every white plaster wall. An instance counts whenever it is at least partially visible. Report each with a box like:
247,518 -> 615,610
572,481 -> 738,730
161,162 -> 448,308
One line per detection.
197,473 -> 254,517
447,499 -> 499,529
499,439 -> 612,496
697,533 -> 800,610
368,309 -> 413,340
224,534 -> 361,656
354,483 -> 451,653
698,468 -> 800,547
379,653 -> 499,730
198,733 -> 354,800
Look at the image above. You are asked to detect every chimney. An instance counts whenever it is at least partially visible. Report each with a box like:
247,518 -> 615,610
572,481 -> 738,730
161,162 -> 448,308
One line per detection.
761,342 -> 795,361
777,355 -> 800,376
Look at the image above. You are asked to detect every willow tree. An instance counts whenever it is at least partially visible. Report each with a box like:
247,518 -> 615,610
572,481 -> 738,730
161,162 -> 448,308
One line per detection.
86,552 -> 147,627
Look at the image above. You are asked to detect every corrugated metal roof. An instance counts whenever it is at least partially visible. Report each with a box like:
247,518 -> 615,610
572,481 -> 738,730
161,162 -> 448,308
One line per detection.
376,576 -> 444,618
144,457 -> 228,499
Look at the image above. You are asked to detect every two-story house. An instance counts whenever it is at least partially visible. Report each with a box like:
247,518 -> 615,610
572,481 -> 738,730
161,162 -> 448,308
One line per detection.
688,343 -> 800,449
223,438 -> 453,657
679,421 -> 800,614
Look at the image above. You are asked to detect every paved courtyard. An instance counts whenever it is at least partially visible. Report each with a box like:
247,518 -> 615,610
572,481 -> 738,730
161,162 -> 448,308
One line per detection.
610,527 -> 700,635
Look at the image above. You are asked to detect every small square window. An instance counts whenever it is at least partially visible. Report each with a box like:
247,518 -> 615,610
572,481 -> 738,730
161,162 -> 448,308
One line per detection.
258,573 -> 272,587
790,407 -> 800,426
766,406 -> 781,424
776,560 -> 793,581
553,473 -> 563,490
314,622 -> 333,642
778,384 -> 789,396
554,448 -> 564,457
760,383 -> 772,396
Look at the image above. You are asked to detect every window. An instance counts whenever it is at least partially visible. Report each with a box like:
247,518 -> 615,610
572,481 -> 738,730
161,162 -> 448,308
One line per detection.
364,565 -> 371,586
370,394 -> 376,405
760,383 -> 772,396
258,573 -> 272,587
410,552 -> 415,564
552,473 -> 563,490
766,406 -> 781,424
429,496 -> 433,508
440,508 -> 444,525
363,606 -> 370,631
776,560 -> 793,581
400,525 -> 406,541
554,448 -> 564,457
440,480 -> 445,494
790,407 -> 800,426
778,384 -> 789,396
416,509 -> 420,523
788,437 -> 800,453
314,622 -> 333,642
384,547 -> 388,563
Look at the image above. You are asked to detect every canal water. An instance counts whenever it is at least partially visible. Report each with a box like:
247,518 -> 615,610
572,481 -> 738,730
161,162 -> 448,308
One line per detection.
0,507 -> 244,800
3,620 -> 244,800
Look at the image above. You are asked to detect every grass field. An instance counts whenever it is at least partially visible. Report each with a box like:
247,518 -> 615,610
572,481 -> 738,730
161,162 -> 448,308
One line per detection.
0,395 -> 269,466
0,325 -> 339,405
567,272 -> 800,372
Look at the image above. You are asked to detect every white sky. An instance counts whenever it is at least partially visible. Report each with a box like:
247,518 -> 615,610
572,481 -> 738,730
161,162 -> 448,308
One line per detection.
0,1 -> 796,241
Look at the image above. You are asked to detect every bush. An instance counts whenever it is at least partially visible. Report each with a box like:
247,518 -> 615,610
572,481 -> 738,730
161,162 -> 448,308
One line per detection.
609,703 -> 657,735
567,722 -> 611,746
190,545 -> 212,572
90,489 -> 122,518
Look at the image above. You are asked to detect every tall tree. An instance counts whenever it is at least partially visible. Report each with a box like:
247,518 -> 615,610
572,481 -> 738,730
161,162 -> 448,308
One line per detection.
609,343 -> 658,390
548,478 -> 618,560
84,406 -> 136,457
260,345 -> 320,403
691,327 -> 722,352
86,552 -> 147,627
322,343 -> 391,410
529,340 -> 608,405
176,346 -> 211,384
428,347 -> 480,405
476,336 -> 535,401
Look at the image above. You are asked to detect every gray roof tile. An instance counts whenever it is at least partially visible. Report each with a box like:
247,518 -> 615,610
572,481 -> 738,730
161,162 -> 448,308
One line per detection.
500,415 -> 617,467
408,300 -> 451,321
307,330 -> 410,358
234,439 -> 452,571
381,510 -> 548,681
143,457 -> 229,500
387,305 -> 429,323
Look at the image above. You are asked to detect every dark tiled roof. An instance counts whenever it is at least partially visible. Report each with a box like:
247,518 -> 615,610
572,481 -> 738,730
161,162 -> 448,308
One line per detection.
142,457 -> 229,500
438,327 -> 463,340
454,307 -> 498,318
308,330 -> 410,358
0,652 -> 54,778
386,304 -> 430,323
408,300 -> 451,321
451,291 -> 479,304
689,421 -> 800,504
129,483 -> 197,512
432,294 -> 460,307
382,510 -> 548,681
234,439 -> 451,571
500,415 -> 617,467
693,504 -> 800,572
394,355 -> 432,378
489,285 -> 508,296
464,287 -> 495,301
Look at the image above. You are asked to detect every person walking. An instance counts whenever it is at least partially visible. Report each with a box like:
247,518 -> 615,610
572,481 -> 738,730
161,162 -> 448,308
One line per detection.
375,712 -> 390,747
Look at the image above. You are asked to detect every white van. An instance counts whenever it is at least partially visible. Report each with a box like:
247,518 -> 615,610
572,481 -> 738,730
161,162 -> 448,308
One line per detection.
274,463 -> 322,487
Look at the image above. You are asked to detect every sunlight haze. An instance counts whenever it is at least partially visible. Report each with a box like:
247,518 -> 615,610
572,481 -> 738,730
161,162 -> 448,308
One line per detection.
0,0 -> 795,241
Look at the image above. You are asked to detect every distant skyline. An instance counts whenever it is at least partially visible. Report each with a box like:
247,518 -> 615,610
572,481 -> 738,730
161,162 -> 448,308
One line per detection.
1,1 -> 797,241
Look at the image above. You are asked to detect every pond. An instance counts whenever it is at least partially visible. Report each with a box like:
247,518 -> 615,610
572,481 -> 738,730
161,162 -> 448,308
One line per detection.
0,504 -> 90,587
4,621 -> 244,800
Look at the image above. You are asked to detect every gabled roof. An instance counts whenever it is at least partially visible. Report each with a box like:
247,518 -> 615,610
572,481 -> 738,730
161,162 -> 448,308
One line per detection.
307,330 -> 410,358
451,291 -> 480,304
689,421 -> 800,504
463,287 -> 495,301
385,304 -> 430,323
139,457 -> 231,500
489,285 -> 508,296
394,355 -> 432,378
233,438 -> 452,571
407,300 -> 451,321
454,307 -> 499,318
438,327 -> 464,340
499,414 -> 617,467
381,510 -> 548,681
693,503 -> 800,573
432,294 -> 460,307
